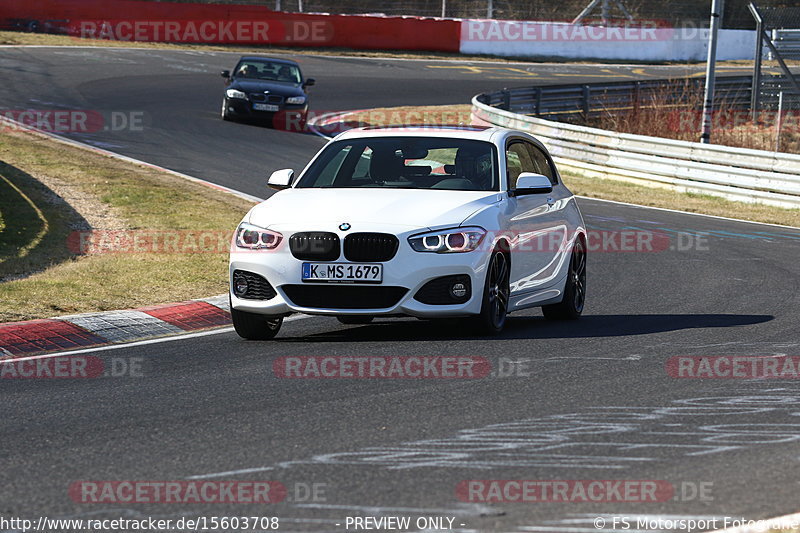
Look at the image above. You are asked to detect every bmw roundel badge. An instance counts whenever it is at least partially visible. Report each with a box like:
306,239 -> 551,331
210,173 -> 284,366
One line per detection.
339,223 -> 351,231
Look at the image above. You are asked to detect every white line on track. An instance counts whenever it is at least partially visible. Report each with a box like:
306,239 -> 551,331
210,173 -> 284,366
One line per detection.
186,466 -> 275,479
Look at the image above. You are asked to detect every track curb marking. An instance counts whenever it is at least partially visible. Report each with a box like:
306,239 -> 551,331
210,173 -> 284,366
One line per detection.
0,295 -> 232,359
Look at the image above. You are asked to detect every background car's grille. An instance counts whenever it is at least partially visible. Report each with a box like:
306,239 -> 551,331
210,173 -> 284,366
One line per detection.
232,270 -> 277,300
290,232 -> 340,261
249,93 -> 283,105
343,233 -> 399,262
282,285 -> 408,309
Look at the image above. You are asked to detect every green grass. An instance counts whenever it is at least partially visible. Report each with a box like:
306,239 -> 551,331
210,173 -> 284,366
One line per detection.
0,129 -> 255,322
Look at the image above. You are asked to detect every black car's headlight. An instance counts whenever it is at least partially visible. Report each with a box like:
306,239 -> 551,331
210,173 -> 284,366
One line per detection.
235,223 -> 283,250
408,227 -> 486,253
286,96 -> 306,105
226,89 -> 247,99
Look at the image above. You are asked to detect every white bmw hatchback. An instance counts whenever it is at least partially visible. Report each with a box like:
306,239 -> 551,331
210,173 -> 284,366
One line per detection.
229,126 -> 587,339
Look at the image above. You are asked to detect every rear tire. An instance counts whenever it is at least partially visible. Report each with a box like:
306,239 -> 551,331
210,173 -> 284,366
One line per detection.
337,316 -> 374,325
542,237 -> 586,320
231,307 -> 283,340
474,250 -> 510,335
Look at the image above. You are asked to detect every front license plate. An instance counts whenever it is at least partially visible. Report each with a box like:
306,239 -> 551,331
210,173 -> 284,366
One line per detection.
253,103 -> 279,111
302,263 -> 383,284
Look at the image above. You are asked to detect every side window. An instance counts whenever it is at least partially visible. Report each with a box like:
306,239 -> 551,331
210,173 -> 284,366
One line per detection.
524,143 -> 557,185
505,141 -> 535,189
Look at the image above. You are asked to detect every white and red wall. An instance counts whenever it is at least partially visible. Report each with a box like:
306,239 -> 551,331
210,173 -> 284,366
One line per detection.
0,0 -> 755,61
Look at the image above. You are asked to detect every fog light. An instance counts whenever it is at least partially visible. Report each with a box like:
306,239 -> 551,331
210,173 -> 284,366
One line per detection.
234,275 -> 249,296
451,282 -> 467,299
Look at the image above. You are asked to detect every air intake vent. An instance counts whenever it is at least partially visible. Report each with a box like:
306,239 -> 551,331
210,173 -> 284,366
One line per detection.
232,270 -> 277,300
282,285 -> 408,309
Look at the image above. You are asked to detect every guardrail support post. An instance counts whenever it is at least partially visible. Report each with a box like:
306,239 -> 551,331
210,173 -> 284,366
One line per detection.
535,88 -> 542,117
502,89 -> 511,110
700,0 -> 724,144
749,2 -> 763,121
582,85 -> 591,118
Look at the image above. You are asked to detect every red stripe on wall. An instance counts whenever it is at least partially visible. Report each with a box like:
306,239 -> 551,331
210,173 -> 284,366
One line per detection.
0,0 -> 461,52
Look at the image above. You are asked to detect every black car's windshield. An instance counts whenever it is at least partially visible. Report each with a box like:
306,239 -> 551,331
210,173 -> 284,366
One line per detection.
296,137 -> 498,191
233,60 -> 302,84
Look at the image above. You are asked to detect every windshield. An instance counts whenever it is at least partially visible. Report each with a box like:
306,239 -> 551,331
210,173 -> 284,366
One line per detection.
296,137 -> 498,191
233,60 -> 302,84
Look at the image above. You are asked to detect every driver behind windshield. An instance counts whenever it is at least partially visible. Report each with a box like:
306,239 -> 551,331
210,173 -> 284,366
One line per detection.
237,64 -> 256,78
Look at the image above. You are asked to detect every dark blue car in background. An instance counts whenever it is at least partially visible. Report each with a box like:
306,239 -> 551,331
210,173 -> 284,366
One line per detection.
221,56 -> 315,129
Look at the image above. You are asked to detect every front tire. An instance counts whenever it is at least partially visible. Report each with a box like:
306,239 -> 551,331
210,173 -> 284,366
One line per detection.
542,237 -> 586,320
231,307 -> 283,340
221,98 -> 233,121
474,250 -> 510,335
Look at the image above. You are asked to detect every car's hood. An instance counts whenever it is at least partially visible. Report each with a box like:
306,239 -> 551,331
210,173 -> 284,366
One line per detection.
229,79 -> 304,96
249,189 -> 501,232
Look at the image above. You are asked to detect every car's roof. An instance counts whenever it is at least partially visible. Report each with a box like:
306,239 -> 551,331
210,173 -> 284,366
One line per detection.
333,126 -> 513,143
238,56 -> 300,66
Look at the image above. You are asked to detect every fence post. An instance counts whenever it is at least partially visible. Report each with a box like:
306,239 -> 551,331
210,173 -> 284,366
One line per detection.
502,89 -> 511,110
582,85 -> 591,117
750,3 -> 763,121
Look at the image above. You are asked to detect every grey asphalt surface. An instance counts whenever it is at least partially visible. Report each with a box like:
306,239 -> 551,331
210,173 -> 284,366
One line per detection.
1,47 -> 800,532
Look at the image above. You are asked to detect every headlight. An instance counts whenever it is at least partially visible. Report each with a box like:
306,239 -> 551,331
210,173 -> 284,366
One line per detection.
408,227 -> 486,253
285,96 -> 306,105
226,89 -> 247,99
235,223 -> 282,250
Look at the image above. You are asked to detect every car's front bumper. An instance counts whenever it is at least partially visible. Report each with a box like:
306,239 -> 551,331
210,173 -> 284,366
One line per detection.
229,237 -> 491,318
224,97 -> 308,123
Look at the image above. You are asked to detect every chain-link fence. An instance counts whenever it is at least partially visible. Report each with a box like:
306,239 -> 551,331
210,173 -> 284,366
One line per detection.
128,0 -> 799,28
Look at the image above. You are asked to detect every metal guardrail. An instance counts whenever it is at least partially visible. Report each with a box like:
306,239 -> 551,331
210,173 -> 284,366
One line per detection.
770,29 -> 800,60
472,92 -> 800,209
477,77 -> 755,121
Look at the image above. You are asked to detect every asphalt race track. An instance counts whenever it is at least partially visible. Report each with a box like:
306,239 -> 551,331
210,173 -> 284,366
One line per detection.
2,47 -> 800,532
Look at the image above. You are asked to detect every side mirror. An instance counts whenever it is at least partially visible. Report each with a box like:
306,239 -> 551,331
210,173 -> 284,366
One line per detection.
221,70 -> 230,79
511,173 -> 553,196
268,169 -> 294,190
304,78 -> 316,87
